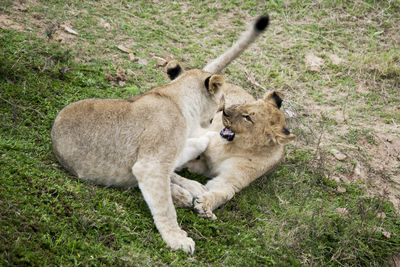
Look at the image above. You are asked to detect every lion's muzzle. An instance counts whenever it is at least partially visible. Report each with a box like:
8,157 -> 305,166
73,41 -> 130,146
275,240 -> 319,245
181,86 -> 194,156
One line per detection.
220,127 -> 235,141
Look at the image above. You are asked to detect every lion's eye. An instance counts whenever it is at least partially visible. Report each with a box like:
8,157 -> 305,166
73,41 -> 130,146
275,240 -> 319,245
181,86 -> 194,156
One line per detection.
243,115 -> 253,123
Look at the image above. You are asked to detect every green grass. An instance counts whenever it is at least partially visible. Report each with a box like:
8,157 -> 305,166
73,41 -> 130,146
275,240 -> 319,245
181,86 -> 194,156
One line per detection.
1,0 -> 400,265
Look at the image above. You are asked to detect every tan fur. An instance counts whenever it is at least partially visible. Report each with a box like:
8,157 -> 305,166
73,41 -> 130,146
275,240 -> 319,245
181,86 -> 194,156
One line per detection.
162,16 -> 294,219
165,61 -> 295,219
162,66 -> 296,219
185,89 -> 295,219
52,14 -> 270,253
51,69 -> 225,253
203,15 -> 269,74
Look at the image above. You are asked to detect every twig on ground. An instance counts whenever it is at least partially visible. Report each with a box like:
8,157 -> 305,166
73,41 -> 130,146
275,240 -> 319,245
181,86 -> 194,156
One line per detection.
244,70 -> 268,93
0,123 -> 22,135
0,95 -> 45,119
391,118 -> 398,128
314,127 -> 325,158
342,86 -> 351,122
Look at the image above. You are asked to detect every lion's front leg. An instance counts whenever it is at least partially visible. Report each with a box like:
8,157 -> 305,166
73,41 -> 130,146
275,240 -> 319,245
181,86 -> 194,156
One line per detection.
132,159 -> 195,254
175,131 -> 217,170
194,175 -> 243,220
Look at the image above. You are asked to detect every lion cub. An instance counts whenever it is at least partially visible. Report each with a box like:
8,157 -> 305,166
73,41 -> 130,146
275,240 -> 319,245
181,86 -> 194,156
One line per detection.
189,90 -> 296,219
51,70 -> 225,254
166,63 -> 295,220
52,14 -> 270,254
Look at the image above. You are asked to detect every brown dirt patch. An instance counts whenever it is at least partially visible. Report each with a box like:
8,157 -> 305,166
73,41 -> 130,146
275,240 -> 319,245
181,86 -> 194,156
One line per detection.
0,15 -> 24,30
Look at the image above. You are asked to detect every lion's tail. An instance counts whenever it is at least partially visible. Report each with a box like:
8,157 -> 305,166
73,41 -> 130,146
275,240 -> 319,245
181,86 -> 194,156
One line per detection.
203,15 -> 270,74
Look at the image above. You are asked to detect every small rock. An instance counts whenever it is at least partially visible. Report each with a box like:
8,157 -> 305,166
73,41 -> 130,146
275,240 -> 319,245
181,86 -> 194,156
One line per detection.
153,56 -> 167,66
337,187 -> 346,193
118,80 -> 126,87
99,18 -> 111,30
138,58 -> 148,66
327,53 -> 344,65
386,136 -> 394,143
354,163 -> 362,176
331,176 -> 341,183
283,108 -> 296,119
305,53 -> 324,72
128,53 -> 135,61
331,148 -> 347,161
377,212 -> 386,219
103,22 -> 111,29
382,231 -> 391,239
335,207 -> 349,216
62,25 -> 78,36
117,45 -> 133,54
375,227 -> 391,238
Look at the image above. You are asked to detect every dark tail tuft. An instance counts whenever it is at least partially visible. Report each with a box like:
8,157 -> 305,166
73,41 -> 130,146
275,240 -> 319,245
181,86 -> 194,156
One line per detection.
167,64 -> 182,80
254,15 -> 269,32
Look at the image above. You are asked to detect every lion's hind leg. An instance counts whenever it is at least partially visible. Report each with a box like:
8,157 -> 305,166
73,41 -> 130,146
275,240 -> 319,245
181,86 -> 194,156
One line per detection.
171,173 -> 208,198
171,183 -> 193,208
170,172 -> 208,208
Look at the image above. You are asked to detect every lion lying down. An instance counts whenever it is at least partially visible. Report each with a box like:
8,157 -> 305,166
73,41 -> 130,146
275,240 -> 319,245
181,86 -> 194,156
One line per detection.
51,15 -> 271,253
168,62 -> 296,220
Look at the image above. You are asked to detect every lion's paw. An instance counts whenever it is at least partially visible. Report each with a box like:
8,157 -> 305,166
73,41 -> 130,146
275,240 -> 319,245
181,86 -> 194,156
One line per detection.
162,229 -> 195,254
193,195 -> 217,220
183,179 -> 208,199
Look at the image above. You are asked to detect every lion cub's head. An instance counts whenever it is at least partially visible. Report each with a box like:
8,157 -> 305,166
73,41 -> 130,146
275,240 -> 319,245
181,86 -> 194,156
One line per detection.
220,91 -> 295,148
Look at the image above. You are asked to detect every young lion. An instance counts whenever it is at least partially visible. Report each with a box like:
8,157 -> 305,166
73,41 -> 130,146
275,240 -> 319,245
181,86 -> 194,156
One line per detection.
191,90 -> 295,220
166,62 -> 296,220
51,14 -> 270,254
163,15 -> 295,220
51,71 -> 224,254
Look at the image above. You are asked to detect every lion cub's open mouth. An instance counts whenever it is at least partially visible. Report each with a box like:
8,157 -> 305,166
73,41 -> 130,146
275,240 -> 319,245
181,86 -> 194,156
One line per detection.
220,127 -> 235,141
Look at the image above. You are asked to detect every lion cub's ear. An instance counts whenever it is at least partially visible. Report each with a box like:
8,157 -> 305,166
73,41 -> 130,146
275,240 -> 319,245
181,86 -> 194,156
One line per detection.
264,90 -> 283,109
205,75 -> 224,95
166,60 -> 184,80
266,126 -> 296,145
276,127 -> 296,144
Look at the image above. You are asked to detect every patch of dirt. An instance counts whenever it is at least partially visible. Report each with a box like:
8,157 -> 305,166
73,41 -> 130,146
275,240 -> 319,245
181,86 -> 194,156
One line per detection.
358,132 -> 400,209
0,15 -> 24,30
290,73 -> 400,210
317,120 -> 400,210
305,53 -> 324,72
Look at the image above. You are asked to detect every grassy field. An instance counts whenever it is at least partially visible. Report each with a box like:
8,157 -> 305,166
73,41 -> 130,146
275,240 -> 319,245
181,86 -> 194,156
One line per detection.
1,0 -> 400,265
